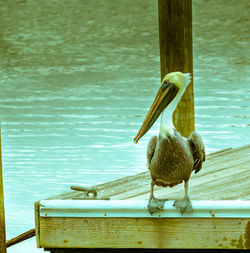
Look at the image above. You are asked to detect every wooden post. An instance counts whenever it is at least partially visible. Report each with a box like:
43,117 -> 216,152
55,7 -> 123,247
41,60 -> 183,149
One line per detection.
158,0 -> 195,137
0,125 -> 6,253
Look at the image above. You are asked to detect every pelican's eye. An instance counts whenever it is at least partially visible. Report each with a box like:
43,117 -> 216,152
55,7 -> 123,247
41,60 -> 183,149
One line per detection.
162,79 -> 170,90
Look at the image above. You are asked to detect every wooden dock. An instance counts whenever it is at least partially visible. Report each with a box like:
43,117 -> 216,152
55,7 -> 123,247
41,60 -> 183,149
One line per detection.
48,144 -> 250,201
35,144 -> 250,252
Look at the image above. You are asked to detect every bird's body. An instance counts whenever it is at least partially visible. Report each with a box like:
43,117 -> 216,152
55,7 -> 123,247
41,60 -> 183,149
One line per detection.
134,71 -> 205,214
147,130 -> 193,187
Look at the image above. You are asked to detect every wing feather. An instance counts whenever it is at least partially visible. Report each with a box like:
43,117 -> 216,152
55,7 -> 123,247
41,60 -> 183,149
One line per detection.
147,136 -> 157,167
188,132 -> 205,174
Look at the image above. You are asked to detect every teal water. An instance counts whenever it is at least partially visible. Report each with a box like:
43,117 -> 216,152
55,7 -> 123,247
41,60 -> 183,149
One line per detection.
0,0 -> 249,252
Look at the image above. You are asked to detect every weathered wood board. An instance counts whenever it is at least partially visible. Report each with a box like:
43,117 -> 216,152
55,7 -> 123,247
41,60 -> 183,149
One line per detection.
39,217 -> 249,249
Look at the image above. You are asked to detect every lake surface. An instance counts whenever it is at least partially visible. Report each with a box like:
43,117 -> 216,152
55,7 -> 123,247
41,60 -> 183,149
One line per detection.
0,0 -> 249,252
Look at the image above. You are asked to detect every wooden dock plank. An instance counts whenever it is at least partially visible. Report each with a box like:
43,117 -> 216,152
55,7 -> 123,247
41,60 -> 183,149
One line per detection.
130,160 -> 249,201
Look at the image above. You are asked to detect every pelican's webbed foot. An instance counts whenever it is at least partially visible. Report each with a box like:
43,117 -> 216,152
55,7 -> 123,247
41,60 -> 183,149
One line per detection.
148,180 -> 167,214
147,197 -> 167,215
173,197 -> 193,215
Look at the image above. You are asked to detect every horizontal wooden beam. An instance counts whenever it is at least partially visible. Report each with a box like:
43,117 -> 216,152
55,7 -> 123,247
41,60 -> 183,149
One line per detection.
38,216 -> 249,249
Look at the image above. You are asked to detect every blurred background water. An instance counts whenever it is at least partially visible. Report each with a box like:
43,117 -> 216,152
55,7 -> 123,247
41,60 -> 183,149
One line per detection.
0,0 -> 249,252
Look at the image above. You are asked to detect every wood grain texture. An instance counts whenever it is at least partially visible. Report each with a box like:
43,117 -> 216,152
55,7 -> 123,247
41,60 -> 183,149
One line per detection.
158,0 -> 194,137
39,217 -> 249,249
0,126 -> 6,253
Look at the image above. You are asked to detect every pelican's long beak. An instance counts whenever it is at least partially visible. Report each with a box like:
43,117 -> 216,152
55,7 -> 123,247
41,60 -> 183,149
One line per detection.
134,81 -> 179,143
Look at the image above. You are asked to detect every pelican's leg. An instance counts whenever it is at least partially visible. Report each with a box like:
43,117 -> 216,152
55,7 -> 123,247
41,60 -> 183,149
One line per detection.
173,180 -> 193,215
147,181 -> 167,214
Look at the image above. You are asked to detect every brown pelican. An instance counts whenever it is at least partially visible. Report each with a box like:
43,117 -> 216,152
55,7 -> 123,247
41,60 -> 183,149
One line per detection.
134,72 -> 205,214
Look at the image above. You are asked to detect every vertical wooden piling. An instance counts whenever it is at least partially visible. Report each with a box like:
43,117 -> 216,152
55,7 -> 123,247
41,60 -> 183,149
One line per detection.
0,125 -> 6,253
158,0 -> 195,137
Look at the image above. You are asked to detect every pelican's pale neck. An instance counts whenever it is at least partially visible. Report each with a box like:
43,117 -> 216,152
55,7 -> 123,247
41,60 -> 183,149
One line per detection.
159,86 -> 186,138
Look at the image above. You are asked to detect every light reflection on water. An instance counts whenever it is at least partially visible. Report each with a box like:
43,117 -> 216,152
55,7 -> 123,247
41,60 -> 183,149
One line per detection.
0,0 -> 249,252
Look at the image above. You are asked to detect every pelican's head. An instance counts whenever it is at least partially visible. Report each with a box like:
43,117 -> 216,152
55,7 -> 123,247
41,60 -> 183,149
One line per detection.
162,71 -> 191,90
134,71 -> 191,143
